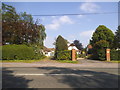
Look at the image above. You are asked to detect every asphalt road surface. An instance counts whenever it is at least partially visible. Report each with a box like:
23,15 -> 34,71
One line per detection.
2,67 -> 119,88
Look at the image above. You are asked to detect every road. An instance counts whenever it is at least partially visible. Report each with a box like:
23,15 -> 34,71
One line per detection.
2,67 -> 119,88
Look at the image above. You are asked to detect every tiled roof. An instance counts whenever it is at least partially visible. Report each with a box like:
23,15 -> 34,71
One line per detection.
43,46 -> 55,52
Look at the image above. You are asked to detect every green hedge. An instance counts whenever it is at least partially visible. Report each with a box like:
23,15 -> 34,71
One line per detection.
2,44 -> 45,60
111,49 -> 120,60
56,50 -> 72,60
91,49 -> 106,60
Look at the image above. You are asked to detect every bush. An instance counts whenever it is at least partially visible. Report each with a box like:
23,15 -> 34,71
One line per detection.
56,50 -> 72,60
111,49 -> 120,60
97,49 -> 106,60
91,48 -> 106,60
91,40 -> 109,60
2,44 -> 45,60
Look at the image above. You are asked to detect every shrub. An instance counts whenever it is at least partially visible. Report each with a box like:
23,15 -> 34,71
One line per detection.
2,44 -> 45,60
97,49 -> 106,60
56,50 -> 72,60
91,40 -> 109,60
111,49 -> 120,60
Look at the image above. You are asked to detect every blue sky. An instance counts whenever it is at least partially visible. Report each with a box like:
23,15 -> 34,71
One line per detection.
4,2 -> 118,48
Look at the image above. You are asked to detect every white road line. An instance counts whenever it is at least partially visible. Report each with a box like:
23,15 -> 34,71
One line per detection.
14,73 -> 93,77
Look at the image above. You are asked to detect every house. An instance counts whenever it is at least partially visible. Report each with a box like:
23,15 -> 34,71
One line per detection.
68,43 -> 81,54
43,46 -> 55,57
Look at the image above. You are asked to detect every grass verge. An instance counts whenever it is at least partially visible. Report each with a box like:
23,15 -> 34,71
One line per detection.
1,60 -> 42,63
56,60 -> 78,64
108,60 -> 120,63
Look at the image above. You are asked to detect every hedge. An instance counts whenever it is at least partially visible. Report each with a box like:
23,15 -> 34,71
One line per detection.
56,50 -> 72,60
111,49 -> 120,60
91,48 -> 106,60
90,49 -> 120,61
2,44 -> 45,60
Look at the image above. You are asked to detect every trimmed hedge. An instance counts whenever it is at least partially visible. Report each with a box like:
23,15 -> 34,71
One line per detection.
56,50 -> 72,60
111,49 -> 120,60
2,44 -> 45,60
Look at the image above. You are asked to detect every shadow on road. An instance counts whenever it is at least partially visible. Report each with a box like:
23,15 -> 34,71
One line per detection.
2,68 -> 32,88
2,67 -> 119,89
38,67 -> 119,88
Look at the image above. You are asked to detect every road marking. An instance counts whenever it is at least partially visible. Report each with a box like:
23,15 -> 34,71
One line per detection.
14,73 -> 93,77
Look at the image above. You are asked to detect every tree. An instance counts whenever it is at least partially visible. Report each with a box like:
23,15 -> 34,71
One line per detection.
114,25 -> 120,49
73,40 -> 83,50
55,35 -> 68,51
90,25 -> 114,48
92,40 -> 109,60
90,25 -> 114,60
54,35 -> 68,58
2,3 -> 19,22
2,3 -> 46,47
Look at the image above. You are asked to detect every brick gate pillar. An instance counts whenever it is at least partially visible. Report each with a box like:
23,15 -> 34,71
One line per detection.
106,49 -> 110,61
72,49 -> 76,61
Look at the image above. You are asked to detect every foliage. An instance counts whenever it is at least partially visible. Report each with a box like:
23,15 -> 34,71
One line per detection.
54,35 -> 68,59
92,40 -> 109,60
2,3 -> 46,46
90,25 -> 114,48
56,50 -> 72,60
55,35 -> 68,51
2,44 -> 45,60
111,49 -> 120,60
89,25 -> 114,60
114,25 -> 120,49
87,49 -> 93,54
93,40 -> 109,49
73,40 -> 83,50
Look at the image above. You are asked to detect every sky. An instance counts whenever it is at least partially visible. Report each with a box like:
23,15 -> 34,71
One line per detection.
4,2 -> 118,48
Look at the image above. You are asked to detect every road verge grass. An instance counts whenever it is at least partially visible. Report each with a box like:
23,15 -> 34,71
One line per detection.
1,60 -> 42,63
108,60 -> 120,63
56,60 -> 78,64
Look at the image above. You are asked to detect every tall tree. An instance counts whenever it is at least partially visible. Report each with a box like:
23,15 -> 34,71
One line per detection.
114,25 -> 120,49
54,35 -> 68,58
55,35 -> 68,51
90,25 -> 114,48
73,40 -> 83,50
90,25 -> 114,60
2,3 -> 46,46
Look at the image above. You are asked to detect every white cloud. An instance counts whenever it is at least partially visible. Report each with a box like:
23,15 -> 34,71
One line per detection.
51,16 -> 57,18
45,16 -> 74,30
80,30 -> 94,37
59,16 -> 73,24
45,22 -> 60,30
80,2 -> 100,13
77,15 -> 84,18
